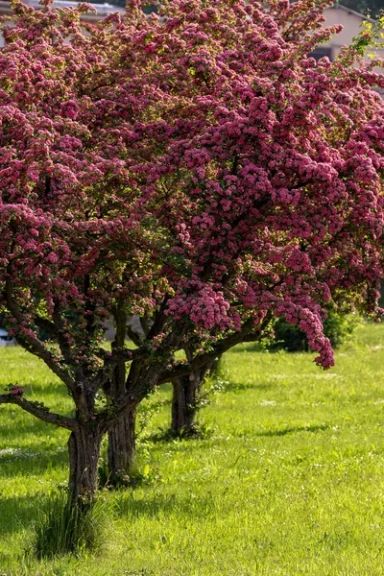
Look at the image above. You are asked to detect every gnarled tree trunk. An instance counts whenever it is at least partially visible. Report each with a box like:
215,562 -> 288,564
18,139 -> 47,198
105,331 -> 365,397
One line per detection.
171,361 -> 212,436
171,374 -> 200,435
68,425 -> 102,507
171,352 -> 222,436
105,308 -> 137,484
107,407 -> 136,482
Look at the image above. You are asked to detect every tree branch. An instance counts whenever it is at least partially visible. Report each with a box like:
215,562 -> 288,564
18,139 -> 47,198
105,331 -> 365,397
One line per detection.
33,315 -> 58,338
0,393 -> 77,431
146,295 -> 171,340
98,321 -> 189,430
4,275 -> 75,390
157,315 -> 271,384
52,299 -> 75,369
126,325 -> 143,346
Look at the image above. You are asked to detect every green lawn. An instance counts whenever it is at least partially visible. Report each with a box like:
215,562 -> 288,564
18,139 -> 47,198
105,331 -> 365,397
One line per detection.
2,323 -> 384,575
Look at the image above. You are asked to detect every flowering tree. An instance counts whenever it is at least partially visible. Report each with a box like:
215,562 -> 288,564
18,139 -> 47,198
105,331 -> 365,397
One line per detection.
0,0 -> 384,511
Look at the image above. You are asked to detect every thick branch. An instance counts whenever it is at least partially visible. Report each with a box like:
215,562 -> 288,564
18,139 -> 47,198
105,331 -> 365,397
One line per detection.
4,278 -> 75,389
126,325 -> 143,346
140,315 -> 151,337
98,314 -> 185,387
96,345 -> 139,390
97,393 -> 138,433
98,321 -> 188,430
52,299 -> 76,369
146,296 -> 170,340
33,315 -> 58,338
103,305 -> 128,397
158,315 -> 270,384
114,306 -> 127,350
0,393 -> 77,431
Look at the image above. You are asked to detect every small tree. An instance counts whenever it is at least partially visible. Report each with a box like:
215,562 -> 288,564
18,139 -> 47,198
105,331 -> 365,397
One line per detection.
0,0 -> 384,517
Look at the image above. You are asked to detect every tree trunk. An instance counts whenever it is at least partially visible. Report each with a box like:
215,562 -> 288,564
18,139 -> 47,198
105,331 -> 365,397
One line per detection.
108,408 -> 136,482
171,362 -> 209,436
106,359 -> 137,483
171,375 -> 198,435
68,426 -> 102,507
171,353 -> 222,436
105,307 -> 137,483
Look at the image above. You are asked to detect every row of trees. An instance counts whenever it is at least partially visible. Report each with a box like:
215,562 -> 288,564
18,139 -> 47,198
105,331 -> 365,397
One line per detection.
0,0 -> 383,527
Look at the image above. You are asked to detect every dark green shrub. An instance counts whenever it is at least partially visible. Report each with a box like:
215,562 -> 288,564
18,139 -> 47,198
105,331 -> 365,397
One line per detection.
271,312 -> 361,352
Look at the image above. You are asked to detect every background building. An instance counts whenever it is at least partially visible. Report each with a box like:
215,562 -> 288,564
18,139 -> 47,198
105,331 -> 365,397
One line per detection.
0,2 -> 382,57
321,3 -> 384,60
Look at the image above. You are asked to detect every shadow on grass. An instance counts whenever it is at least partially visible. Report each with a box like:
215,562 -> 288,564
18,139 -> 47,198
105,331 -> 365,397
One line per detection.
115,492 -> 216,520
221,381 -> 275,393
0,494 -> 44,535
148,423 -> 215,444
0,445 -> 67,478
253,424 -> 329,437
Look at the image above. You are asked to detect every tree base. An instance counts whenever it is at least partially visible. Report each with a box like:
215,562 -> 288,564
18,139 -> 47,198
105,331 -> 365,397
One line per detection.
34,493 -> 105,558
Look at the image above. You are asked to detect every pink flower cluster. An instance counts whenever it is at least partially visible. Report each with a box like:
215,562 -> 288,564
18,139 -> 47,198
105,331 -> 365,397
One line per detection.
275,301 -> 334,368
168,284 -> 232,330
9,385 -> 24,396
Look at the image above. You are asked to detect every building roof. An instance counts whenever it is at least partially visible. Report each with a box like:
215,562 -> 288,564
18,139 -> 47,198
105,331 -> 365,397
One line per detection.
0,1 -> 376,25
332,3 -> 376,23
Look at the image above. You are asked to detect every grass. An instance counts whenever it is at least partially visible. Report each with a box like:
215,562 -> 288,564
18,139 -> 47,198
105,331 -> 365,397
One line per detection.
33,494 -> 107,559
1,323 -> 384,574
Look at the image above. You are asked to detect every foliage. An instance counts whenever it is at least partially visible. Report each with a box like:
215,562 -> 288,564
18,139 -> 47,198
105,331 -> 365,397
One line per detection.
3,324 -> 384,574
271,311 -> 361,352
322,311 -> 361,348
0,0 -> 384,506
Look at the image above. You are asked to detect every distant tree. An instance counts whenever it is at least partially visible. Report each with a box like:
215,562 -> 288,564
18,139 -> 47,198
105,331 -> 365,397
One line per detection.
0,0 -> 384,524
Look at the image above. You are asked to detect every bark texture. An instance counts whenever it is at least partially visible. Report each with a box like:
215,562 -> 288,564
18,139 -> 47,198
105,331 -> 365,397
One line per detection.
171,350 -> 223,435
105,308 -> 137,482
171,361 -> 211,435
68,426 -> 102,506
171,374 -> 200,434
108,408 -> 136,481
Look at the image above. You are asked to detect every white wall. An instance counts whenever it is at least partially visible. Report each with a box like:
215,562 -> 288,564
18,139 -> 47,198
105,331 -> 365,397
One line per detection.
324,5 -> 384,62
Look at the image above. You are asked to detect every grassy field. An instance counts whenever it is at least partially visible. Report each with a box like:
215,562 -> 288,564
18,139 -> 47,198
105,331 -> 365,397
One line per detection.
1,323 -> 384,575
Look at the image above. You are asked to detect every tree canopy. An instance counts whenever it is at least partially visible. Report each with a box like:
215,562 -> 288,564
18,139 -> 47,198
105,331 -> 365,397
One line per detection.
0,0 -> 384,507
